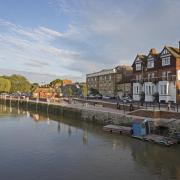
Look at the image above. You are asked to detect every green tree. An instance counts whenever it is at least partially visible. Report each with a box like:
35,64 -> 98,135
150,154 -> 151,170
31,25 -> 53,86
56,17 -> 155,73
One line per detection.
81,84 -> 88,97
66,86 -> 73,97
50,79 -> 63,89
4,74 -> 31,93
0,77 -> 11,93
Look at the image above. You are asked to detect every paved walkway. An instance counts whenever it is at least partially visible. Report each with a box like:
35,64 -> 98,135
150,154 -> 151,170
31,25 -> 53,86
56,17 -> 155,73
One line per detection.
2,97 -> 180,115
40,100 -> 128,115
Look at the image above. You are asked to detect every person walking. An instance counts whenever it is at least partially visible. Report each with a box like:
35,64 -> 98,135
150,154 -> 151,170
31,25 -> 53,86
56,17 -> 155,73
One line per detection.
167,102 -> 171,111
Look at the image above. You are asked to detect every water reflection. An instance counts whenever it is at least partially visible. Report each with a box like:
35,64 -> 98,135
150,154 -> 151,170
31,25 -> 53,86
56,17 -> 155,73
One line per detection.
57,122 -> 61,133
68,125 -> 72,137
0,105 -> 179,180
83,130 -> 88,145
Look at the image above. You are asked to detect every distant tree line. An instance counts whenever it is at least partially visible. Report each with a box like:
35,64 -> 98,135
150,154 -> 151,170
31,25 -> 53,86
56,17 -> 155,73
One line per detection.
0,75 -> 87,97
0,74 -> 33,93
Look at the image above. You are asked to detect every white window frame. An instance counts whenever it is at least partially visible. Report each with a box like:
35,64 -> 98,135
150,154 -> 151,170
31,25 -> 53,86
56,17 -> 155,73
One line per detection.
162,57 -> 170,66
160,84 -> 168,95
152,86 -> 154,94
136,63 -> 141,71
147,60 -> 154,68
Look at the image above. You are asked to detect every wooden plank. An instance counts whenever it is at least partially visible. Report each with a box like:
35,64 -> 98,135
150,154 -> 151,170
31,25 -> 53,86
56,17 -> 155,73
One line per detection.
103,124 -> 132,135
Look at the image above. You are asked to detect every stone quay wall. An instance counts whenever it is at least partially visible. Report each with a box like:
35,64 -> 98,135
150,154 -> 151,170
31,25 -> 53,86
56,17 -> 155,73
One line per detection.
0,98 -> 136,126
1,98 -> 180,131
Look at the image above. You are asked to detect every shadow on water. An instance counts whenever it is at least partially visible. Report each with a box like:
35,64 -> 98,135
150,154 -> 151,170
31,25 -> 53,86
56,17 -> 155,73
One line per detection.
0,102 -> 180,180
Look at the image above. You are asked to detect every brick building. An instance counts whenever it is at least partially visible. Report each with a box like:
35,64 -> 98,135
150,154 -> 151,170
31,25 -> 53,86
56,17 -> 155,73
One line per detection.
86,68 -> 116,97
115,65 -> 133,98
86,65 -> 133,98
132,43 -> 180,103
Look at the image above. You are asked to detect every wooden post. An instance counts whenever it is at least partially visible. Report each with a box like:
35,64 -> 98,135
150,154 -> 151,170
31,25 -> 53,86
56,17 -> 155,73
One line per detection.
177,104 -> 178,112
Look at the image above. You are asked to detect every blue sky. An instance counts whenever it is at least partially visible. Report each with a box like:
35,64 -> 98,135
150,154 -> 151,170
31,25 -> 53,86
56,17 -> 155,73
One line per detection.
0,0 -> 180,83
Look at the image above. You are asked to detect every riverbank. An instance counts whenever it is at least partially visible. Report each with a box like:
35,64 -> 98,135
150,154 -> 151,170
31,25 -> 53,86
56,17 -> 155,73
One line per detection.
1,97 -> 180,132
0,98 -> 138,126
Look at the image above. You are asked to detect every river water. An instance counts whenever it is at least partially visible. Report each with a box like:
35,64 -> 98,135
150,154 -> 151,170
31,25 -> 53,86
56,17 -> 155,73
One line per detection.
0,104 -> 180,180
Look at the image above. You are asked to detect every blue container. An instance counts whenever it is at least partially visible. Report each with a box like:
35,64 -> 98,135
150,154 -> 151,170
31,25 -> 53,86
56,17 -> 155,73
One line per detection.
133,121 -> 146,137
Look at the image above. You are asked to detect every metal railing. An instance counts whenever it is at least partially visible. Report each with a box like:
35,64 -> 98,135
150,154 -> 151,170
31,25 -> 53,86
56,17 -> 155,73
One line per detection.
132,75 -> 176,83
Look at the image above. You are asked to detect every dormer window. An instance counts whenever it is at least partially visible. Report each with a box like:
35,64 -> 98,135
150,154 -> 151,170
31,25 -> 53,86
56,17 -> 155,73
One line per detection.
162,57 -> 170,66
136,63 -> 141,71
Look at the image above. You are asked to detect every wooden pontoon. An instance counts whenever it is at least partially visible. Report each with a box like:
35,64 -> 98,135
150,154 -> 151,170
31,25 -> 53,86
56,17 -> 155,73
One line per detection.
103,124 -> 178,146
103,125 -> 132,135
144,134 -> 178,146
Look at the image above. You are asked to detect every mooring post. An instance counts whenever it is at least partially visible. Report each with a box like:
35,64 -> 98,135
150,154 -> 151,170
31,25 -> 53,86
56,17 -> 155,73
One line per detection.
177,104 -> 178,112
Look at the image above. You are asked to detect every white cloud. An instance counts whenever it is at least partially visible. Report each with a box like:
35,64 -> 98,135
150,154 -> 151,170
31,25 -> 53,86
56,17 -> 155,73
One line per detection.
52,0 -> 180,65
0,18 -> 90,81
0,17 -> 112,81
1,0 -> 180,82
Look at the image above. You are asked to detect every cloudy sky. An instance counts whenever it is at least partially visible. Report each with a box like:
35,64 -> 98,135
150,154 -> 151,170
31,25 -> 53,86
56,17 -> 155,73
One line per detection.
0,0 -> 180,83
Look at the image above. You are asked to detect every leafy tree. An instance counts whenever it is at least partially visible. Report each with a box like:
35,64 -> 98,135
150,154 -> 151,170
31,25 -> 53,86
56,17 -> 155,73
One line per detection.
4,74 -> 31,93
81,84 -> 88,97
66,86 -> 73,97
50,79 -> 63,89
0,77 -> 11,93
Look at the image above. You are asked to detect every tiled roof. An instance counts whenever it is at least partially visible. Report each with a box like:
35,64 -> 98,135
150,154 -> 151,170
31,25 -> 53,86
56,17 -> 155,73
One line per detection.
132,54 -> 147,66
138,54 -> 147,60
166,46 -> 180,58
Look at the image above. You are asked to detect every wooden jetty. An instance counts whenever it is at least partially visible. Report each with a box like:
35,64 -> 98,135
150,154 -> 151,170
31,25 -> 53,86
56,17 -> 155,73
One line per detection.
144,134 -> 178,146
103,124 -> 178,146
103,125 -> 132,135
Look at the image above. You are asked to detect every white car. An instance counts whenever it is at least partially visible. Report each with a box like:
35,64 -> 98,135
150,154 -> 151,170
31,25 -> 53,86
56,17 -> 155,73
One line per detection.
102,95 -> 111,100
121,97 -> 133,103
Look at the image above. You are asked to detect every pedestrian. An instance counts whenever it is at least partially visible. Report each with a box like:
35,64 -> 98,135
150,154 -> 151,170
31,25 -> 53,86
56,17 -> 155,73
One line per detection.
130,103 -> 133,111
167,102 -> 171,111
117,102 -> 119,109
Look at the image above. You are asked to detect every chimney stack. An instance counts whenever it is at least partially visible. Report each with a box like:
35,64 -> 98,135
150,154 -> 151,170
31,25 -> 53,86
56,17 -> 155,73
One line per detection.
179,41 -> 180,54
150,48 -> 158,55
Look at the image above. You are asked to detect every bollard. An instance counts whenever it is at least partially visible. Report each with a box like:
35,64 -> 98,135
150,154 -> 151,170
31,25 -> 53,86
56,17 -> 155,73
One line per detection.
153,103 -> 155,111
123,102 -> 125,114
177,104 -> 179,112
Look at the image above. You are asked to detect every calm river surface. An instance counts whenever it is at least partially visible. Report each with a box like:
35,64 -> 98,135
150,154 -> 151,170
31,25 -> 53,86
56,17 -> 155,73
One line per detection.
0,104 -> 180,180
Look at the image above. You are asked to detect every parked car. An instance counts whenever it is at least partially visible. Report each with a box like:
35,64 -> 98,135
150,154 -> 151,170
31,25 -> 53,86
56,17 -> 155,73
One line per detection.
121,96 -> 133,103
88,94 -> 95,99
95,94 -> 102,99
102,95 -> 111,100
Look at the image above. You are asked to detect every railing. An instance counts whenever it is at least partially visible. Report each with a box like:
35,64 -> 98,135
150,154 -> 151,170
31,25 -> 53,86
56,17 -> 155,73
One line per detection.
143,77 -> 159,83
132,75 -> 176,83
159,75 -> 176,81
